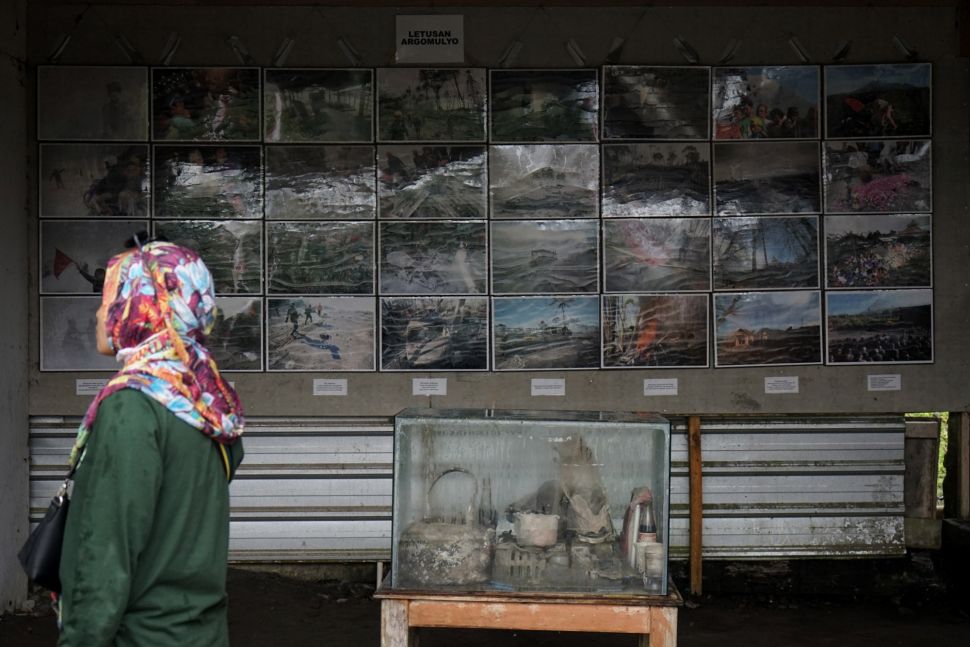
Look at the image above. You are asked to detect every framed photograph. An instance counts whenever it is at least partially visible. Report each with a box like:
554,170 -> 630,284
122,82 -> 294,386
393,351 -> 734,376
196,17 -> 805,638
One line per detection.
154,220 -> 262,294
712,216 -> 819,290
602,66 -> 710,140
492,296 -> 600,370
713,291 -> 822,367
491,220 -> 598,295
208,297 -> 263,371
490,69 -> 598,142
40,297 -> 118,371
38,66 -> 148,141
377,145 -> 487,218
153,145 -> 262,219
713,141 -> 820,215
489,144 -> 599,219
379,221 -> 487,295
602,294 -> 709,368
40,144 -> 150,219
713,66 -> 819,139
40,219 -> 146,294
377,68 -> 486,142
264,69 -> 373,143
826,290 -> 933,364
267,296 -> 375,371
264,145 -> 376,220
825,214 -> 931,289
825,63 -> 932,139
152,67 -> 260,141
603,218 -> 711,292
602,143 -> 711,217
823,140 -> 931,213
380,296 -> 488,371
267,221 -> 374,294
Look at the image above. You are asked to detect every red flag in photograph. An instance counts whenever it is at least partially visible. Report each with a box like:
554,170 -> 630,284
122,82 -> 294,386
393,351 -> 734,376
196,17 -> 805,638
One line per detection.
53,248 -> 74,278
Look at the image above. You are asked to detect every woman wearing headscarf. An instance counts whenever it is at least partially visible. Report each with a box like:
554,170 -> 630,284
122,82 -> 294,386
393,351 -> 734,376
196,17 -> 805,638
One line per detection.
57,238 -> 245,647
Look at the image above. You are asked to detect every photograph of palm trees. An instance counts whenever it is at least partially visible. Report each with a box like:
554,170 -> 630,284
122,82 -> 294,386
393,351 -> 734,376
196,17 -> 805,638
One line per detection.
152,67 -> 260,141
154,220 -> 262,294
377,146 -> 487,219
153,145 -> 262,219
714,291 -> 822,366
377,68 -> 486,141
40,296 -> 118,371
267,296 -> 375,371
264,69 -> 372,142
825,215 -> 931,289
823,140 -> 931,213
379,221 -> 487,294
603,218 -> 711,292
493,296 -> 599,370
40,219 -> 146,294
264,146 -> 376,220
714,141 -> 821,215
712,216 -> 819,290
381,296 -> 488,371
490,144 -> 599,218
267,221 -> 374,294
38,66 -> 148,141
602,143 -> 711,217
602,66 -> 710,140
490,69 -> 599,142
713,66 -> 819,139
40,144 -> 150,219
602,294 -> 708,368
825,63 -> 931,139
491,220 -> 598,294
208,297 -> 262,371
826,290 -> 932,364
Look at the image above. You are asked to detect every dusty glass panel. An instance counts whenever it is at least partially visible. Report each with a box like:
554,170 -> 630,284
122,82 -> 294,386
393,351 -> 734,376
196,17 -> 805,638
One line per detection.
713,66 -> 819,140
603,218 -> 711,292
602,65 -> 709,140
267,221 -> 374,294
712,216 -> 819,290
490,144 -> 599,219
40,144 -> 150,219
490,220 -> 599,294
377,68 -> 487,142
264,69 -> 373,143
378,146 -> 487,219
713,141 -> 820,215
264,146 -> 376,220
379,221 -> 487,294
380,297 -> 488,371
490,70 -> 599,142
153,145 -> 263,219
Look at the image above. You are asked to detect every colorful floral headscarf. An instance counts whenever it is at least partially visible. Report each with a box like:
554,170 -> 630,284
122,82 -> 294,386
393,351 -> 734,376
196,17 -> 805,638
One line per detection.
68,240 -> 244,474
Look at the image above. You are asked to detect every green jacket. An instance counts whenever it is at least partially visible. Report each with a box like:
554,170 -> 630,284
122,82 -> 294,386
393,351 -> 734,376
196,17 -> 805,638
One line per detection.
58,389 -> 244,647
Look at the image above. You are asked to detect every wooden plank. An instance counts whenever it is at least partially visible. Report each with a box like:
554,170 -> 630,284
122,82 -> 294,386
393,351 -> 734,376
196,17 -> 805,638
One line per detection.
375,586 -> 683,607
960,412 -> 970,519
381,599 -> 417,647
407,599 -> 652,634
904,419 -> 939,518
688,415 -> 703,595
645,607 -> 678,647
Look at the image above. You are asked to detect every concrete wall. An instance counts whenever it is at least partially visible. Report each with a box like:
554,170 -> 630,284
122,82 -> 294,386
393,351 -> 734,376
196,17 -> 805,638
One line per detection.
24,3 -> 970,417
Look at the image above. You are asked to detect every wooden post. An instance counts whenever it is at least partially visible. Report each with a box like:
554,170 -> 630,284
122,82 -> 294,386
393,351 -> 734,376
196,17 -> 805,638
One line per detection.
639,606 -> 677,647
381,599 -> 419,647
688,415 -> 703,596
953,412 -> 970,520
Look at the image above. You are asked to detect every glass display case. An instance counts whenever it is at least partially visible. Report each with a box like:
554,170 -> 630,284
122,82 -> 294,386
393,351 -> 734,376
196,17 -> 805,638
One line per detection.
390,408 -> 671,595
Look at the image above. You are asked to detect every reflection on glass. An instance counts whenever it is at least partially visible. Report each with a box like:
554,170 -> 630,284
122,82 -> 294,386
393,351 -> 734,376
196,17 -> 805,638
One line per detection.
490,145 -> 598,219
209,297 -> 262,370
604,218 -> 711,292
823,140 -> 931,213
381,297 -> 488,370
713,66 -> 819,140
267,221 -> 374,294
40,144 -> 150,219
378,68 -> 486,141
380,221 -> 487,294
378,146 -> 487,219
602,294 -> 709,368
493,296 -> 600,370
491,220 -> 598,294
152,67 -> 260,141
712,216 -> 819,290
265,146 -> 376,219
155,220 -> 262,294
491,70 -> 598,142
714,142 -> 820,215
603,66 -> 709,140
153,145 -> 262,219
264,69 -> 373,142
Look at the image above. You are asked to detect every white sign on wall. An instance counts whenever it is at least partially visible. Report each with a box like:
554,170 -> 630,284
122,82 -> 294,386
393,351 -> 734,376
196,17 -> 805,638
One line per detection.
395,15 -> 464,64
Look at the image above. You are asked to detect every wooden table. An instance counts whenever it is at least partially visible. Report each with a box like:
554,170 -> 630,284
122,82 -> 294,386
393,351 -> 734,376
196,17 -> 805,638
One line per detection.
374,580 -> 682,647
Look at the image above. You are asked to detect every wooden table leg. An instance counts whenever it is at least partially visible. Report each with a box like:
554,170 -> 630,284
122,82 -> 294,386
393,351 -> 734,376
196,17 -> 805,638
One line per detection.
638,607 -> 677,647
381,599 -> 420,647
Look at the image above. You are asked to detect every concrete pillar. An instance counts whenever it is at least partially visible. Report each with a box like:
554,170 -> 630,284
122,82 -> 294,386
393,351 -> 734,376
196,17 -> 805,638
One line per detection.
0,0 -> 29,612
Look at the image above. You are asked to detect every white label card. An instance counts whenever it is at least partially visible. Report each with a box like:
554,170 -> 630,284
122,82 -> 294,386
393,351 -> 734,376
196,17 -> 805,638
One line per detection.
531,378 -> 565,397
313,379 -> 348,396
75,379 -> 108,396
867,374 -> 902,392
644,378 -> 678,397
412,378 -> 447,396
395,14 -> 464,64
764,376 -> 799,394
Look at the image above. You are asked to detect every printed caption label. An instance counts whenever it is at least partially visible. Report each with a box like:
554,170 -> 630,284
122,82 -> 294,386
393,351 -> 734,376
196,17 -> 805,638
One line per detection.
531,378 -> 565,397
764,376 -> 799,394
313,379 -> 348,396
75,379 -> 109,396
867,374 -> 902,392
644,378 -> 678,397
412,378 -> 447,396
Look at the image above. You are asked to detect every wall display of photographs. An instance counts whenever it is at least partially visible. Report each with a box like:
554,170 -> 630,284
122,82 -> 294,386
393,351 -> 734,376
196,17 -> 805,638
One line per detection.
40,219 -> 147,294
267,296 -> 375,371
824,214 -> 931,289
153,145 -> 263,219
713,66 -> 819,139
38,66 -> 149,141
491,219 -> 599,294
713,141 -> 821,215
40,144 -> 150,219
154,220 -> 262,294
825,63 -> 932,139
490,69 -> 599,142
492,296 -> 600,370
152,67 -> 261,141
823,140 -> 931,213
714,291 -> 822,367
601,66 -> 710,140
40,297 -> 118,371
264,69 -> 373,143
489,144 -> 599,219
377,68 -> 487,142
826,289 -> 933,364
208,297 -> 262,371
377,145 -> 487,218
712,216 -> 819,290
264,146 -> 376,220
379,221 -> 487,295
381,296 -> 488,371
602,143 -> 711,217
603,218 -> 711,293
267,221 -> 374,294
602,294 -> 709,368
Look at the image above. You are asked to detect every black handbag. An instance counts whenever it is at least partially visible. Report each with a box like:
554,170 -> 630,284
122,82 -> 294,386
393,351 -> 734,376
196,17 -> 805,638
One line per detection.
18,468 -> 74,592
